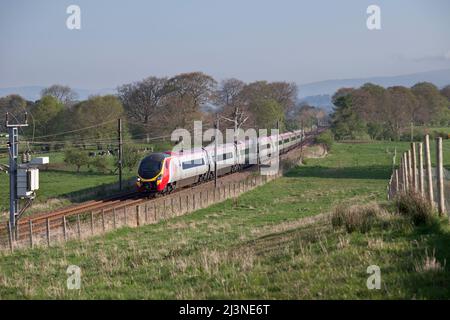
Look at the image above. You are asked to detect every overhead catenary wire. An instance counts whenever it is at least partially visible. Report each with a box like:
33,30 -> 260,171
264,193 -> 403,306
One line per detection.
32,119 -> 117,140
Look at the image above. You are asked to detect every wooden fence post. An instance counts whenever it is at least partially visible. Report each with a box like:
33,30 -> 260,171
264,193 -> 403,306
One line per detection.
90,211 -> 94,235
101,209 -> 105,232
163,200 -> 167,217
436,137 -> 446,216
398,156 -> 404,192
407,150 -> 413,187
77,214 -> 81,239
418,142 -> 424,196
63,216 -> 67,241
46,218 -> 51,247
403,153 -> 409,191
7,222 -> 14,252
411,142 -> 417,191
136,205 -> 140,226
425,135 -> 434,205
29,220 -> 33,248
395,169 -> 399,196
145,203 -> 148,223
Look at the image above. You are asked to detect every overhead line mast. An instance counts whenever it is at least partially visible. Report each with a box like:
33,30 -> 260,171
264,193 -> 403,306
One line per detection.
5,112 -> 28,231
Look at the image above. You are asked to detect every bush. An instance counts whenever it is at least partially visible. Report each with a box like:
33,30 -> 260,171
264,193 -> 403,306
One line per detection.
90,156 -> 109,173
116,145 -> 142,172
331,203 -> 382,233
315,130 -> 334,151
431,130 -> 450,140
64,149 -> 89,172
395,192 -> 435,226
400,130 -> 425,142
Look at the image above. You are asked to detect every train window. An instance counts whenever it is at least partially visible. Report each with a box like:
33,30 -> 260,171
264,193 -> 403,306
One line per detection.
182,158 -> 205,169
241,149 -> 251,155
217,152 -> 233,161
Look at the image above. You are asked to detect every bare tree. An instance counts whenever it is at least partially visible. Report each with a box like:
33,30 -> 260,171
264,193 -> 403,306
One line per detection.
117,76 -> 169,134
40,84 -> 78,105
215,78 -> 248,131
268,81 -> 298,115
165,72 -> 217,128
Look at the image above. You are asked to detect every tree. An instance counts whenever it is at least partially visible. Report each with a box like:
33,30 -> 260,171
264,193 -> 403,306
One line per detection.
165,72 -> 217,129
0,94 -> 28,132
31,95 -> 64,138
249,98 -> 284,130
315,130 -> 334,151
41,85 -> 78,106
215,78 -> 248,131
385,86 -> 417,140
441,85 -> 450,101
64,149 -> 89,172
118,145 -> 141,172
411,82 -> 448,125
71,95 -> 124,147
331,88 -> 367,140
267,81 -> 298,115
296,104 -> 319,129
117,76 -> 169,135
90,156 -> 109,173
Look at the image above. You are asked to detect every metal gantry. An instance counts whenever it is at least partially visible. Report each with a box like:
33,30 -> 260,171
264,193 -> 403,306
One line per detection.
5,113 -> 28,231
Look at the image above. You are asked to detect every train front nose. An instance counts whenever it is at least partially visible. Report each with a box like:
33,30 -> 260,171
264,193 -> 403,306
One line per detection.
136,177 -> 157,192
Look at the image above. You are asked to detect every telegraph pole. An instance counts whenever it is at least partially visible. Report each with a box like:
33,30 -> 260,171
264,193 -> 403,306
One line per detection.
5,113 -> 28,231
214,116 -> 218,188
276,119 -> 280,151
118,118 -> 123,191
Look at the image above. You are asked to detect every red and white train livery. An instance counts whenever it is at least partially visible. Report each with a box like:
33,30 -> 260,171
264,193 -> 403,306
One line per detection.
136,129 -> 304,194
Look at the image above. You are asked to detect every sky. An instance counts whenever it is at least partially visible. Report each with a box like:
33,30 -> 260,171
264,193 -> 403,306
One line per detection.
0,0 -> 449,89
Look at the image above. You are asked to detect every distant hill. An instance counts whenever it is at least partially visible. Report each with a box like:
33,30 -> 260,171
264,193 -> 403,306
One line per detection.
0,86 -> 115,101
297,68 -> 450,112
298,94 -> 334,112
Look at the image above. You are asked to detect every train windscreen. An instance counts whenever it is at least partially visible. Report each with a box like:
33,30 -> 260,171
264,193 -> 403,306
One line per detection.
138,153 -> 168,179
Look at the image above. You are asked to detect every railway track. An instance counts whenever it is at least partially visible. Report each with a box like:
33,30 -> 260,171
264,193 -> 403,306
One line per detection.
1,129 -> 322,239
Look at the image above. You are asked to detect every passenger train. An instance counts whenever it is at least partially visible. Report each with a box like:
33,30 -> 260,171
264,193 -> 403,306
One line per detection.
136,129 -> 305,194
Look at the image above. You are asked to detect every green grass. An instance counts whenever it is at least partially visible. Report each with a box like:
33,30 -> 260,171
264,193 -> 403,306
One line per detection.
0,142 -> 449,299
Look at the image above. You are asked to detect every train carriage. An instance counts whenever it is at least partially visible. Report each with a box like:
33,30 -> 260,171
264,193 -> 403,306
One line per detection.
137,129 -> 305,195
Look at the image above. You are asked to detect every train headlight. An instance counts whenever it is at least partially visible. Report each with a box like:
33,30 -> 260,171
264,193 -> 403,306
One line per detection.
156,175 -> 162,184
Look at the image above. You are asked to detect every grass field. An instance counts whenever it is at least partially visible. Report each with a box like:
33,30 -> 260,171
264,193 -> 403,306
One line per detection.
0,141 -> 449,299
